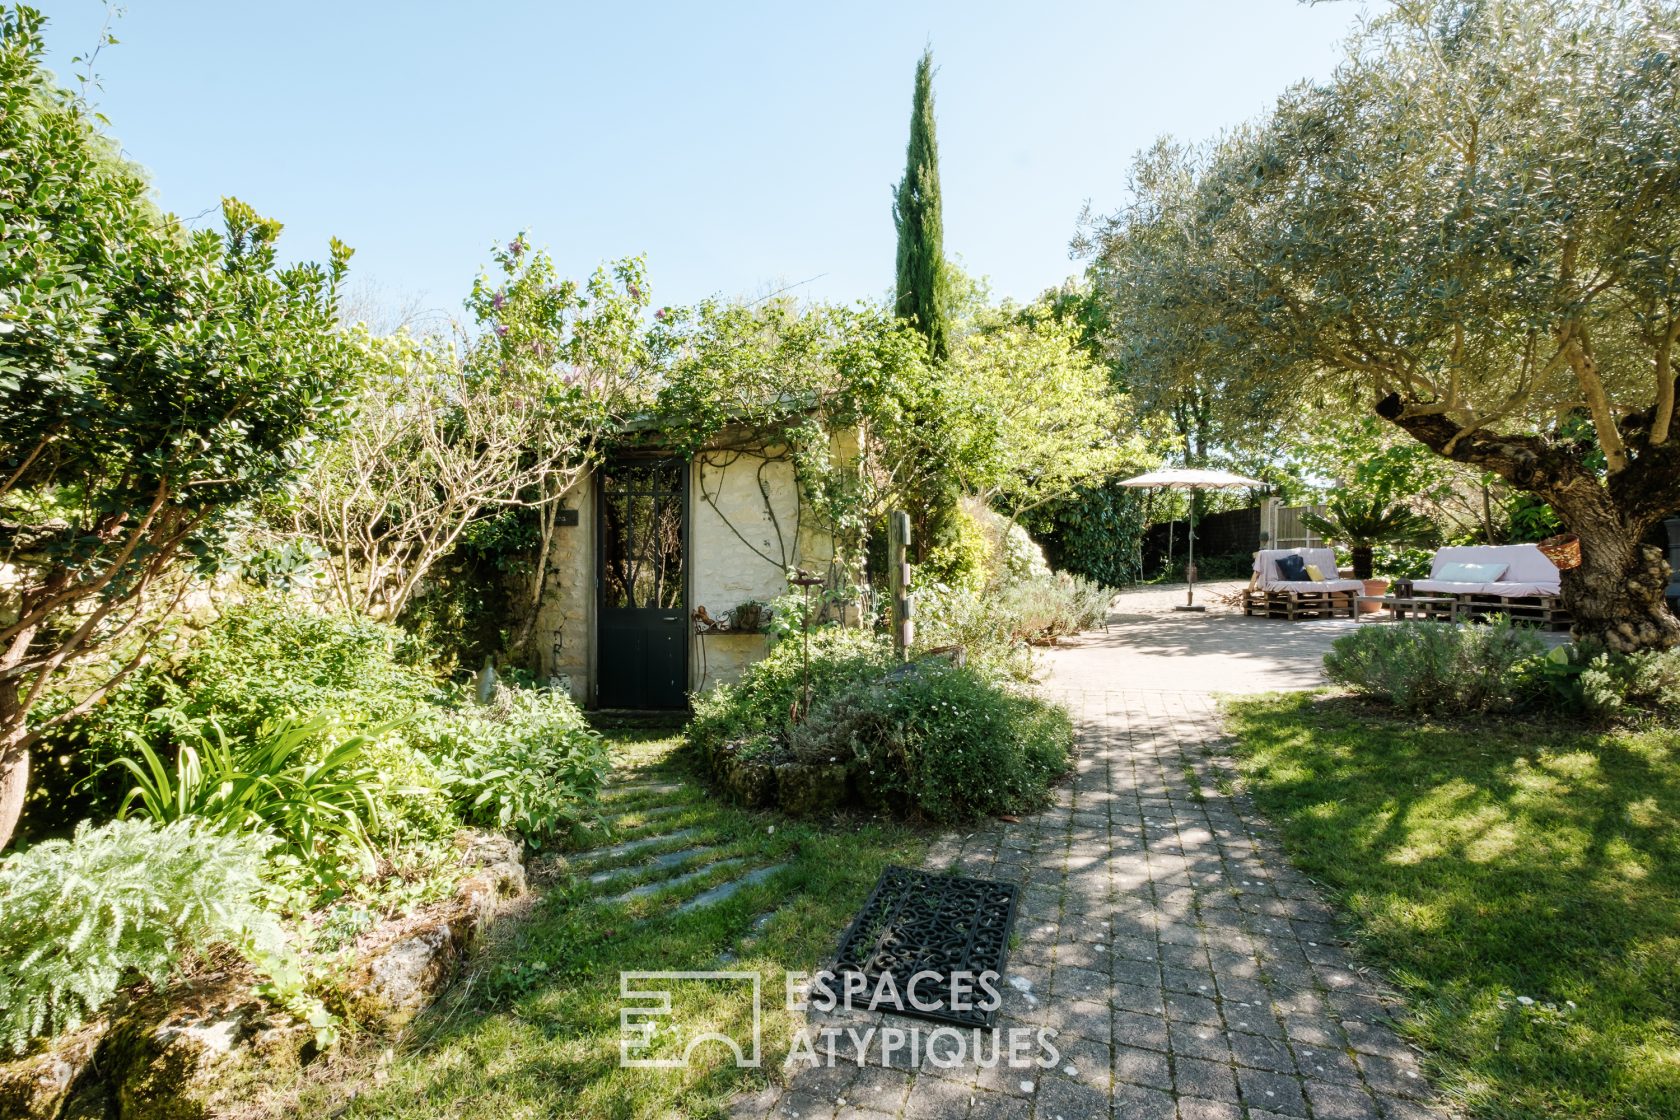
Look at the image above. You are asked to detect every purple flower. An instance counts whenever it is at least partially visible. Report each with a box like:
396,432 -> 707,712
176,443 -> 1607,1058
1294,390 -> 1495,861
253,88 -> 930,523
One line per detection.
507,237 -> 526,257
491,291 -> 505,311
628,284 -> 641,299
495,323 -> 509,337
655,307 -> 668,321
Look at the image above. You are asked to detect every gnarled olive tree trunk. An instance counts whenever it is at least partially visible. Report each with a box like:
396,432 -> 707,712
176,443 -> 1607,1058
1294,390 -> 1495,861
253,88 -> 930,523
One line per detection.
1383,396 -> 1680,652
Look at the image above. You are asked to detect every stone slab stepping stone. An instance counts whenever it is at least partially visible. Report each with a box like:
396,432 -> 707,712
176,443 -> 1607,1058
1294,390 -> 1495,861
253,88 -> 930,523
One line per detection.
678,864 -> 789,913
588,844 -> 717,885
581,827 -> 701,866
606,858 -> 745,905
606,803 -> 686,827
607,779 -> 682,798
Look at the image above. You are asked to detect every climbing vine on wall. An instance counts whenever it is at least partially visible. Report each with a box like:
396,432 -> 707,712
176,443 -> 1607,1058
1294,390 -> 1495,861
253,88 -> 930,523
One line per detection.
643,300 -> 965,580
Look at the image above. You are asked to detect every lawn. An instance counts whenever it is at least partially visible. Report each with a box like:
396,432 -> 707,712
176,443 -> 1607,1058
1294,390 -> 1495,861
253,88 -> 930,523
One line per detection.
250,731 -> 927,1120
1223,694 -> 1680,1120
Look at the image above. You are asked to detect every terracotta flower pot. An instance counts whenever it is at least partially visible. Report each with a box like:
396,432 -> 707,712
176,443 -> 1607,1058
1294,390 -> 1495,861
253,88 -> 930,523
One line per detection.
1360,578 -> 1389,614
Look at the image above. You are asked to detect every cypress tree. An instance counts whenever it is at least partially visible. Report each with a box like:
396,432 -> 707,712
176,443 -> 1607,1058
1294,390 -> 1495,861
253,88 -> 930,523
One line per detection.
892,47 -> 950,361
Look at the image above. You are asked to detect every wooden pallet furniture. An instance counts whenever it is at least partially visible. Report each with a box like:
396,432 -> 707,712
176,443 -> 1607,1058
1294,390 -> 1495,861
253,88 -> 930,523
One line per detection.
1407,544 -> 1573,632
1451,593 -> 1571,630
1381,595 -> 1460,622
1244,547 -> 1365,621
1244,586 -> 1359,620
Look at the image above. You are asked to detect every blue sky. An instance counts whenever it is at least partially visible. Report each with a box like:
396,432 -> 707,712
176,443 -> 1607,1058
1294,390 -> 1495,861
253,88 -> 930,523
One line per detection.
42,1 -> 1366,322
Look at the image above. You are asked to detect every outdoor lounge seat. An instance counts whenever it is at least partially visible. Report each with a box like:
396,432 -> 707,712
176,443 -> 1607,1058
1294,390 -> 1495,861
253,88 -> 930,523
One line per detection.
1411,544 -> 1561,598
1243,547 -> 1361,620
1404,544 -> 1570,629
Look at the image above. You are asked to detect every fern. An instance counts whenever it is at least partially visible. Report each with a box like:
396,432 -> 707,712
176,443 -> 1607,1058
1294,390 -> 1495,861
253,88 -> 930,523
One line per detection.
0,818 -> 283,1053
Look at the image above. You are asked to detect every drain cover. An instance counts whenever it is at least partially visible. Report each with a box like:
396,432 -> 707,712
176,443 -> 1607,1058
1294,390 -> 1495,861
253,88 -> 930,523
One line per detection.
830,865 -> 1020,1028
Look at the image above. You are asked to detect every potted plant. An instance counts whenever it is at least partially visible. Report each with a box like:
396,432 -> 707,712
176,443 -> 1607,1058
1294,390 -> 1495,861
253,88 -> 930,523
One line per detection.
1300,489 -> 1437,612
730,599 -> 769,633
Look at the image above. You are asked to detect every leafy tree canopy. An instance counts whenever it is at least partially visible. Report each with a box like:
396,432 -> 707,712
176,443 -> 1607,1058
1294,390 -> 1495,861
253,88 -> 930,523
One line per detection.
0,5 -> 358,846
1081,0 -> 1680,650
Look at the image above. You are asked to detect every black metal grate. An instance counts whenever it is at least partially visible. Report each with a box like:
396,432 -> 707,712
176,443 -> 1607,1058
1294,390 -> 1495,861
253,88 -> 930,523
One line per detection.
831,865 -> 1020,1028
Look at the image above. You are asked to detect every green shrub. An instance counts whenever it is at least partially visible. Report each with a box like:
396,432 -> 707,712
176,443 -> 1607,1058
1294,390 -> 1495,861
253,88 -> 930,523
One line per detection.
112,715 -> 396,889
1024,479 -> 1147,588
145,598 -> 443,738
920,504 -> 994,589
790,661 -> 1072,822
421,687 -> 608,845
1371,544 -> 1435,580
1529,643 -> 1680,719
917,572 -> 1114,669
1324,617 -> 1546,715
687,628 -> 895,762
31,598 -> 446,840
0,819 -> 286,1053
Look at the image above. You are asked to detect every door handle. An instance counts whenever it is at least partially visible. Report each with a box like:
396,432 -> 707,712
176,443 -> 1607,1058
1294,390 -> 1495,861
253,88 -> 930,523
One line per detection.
663,616 -> 679,623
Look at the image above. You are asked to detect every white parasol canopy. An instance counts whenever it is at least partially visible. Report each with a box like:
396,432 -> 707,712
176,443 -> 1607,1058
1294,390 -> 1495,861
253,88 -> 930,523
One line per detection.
1118,468 -> 1266,610
1116,468 -> 1266,490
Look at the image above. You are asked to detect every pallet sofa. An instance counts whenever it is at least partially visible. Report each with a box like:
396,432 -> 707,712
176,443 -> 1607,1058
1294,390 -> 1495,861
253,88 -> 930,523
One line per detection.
1407,543 -> 1571,630
1243,547 -> 1362,620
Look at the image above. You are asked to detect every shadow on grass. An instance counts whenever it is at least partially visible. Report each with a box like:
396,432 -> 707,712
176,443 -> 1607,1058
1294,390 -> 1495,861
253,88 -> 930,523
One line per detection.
1224,693 -> 1680,1120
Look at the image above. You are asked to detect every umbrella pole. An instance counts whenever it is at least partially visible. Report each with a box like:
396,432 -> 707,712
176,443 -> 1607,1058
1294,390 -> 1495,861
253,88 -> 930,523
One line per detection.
1173,488 -> 1206,612
1187,495 -> 1196,607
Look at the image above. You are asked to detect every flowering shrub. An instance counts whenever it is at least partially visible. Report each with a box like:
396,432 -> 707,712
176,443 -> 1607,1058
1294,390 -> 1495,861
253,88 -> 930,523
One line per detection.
789,661 -> 1072,822
687,629 -> 895,764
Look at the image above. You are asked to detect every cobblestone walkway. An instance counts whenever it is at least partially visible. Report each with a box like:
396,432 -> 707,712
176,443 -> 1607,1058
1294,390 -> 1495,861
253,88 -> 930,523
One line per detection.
732,606 -> 1448,1120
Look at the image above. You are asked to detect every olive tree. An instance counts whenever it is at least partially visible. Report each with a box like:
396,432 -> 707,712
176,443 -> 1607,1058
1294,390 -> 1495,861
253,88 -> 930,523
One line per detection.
1085,0 -> 1680,650
0,6 -> 357,847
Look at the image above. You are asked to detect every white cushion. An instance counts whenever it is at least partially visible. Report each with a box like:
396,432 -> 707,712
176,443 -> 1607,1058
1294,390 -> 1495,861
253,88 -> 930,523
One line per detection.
1429,545 -> 1560,592
1254,547 -> 1345,591
1436,561 -> 1509,583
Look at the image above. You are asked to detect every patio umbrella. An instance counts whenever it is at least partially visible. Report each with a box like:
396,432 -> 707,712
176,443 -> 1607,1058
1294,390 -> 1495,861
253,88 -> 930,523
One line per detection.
1118,467 -> 1266,612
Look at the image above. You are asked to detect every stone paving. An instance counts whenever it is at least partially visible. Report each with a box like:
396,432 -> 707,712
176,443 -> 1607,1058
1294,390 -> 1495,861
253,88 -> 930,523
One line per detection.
731,586 -> 1449,1120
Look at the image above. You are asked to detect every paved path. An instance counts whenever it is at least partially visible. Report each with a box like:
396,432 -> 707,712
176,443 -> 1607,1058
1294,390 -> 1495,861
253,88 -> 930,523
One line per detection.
732,587 -> 1446,1120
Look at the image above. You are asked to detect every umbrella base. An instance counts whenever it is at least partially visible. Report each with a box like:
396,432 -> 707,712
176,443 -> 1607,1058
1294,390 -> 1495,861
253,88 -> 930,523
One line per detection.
1173,604 -> 1207,613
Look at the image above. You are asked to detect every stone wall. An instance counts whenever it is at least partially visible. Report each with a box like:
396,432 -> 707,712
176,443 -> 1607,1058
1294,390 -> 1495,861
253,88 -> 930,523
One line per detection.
688,444 -> 839,691
529,478 -> 594,705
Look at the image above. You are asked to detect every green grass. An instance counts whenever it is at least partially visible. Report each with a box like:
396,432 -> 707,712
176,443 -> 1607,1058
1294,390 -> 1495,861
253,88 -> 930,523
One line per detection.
265,732 -> 925,1120
1223,693 -> 1680,1120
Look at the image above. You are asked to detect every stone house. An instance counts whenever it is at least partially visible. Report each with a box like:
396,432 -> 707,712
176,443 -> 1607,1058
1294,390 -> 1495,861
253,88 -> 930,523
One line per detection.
529,423 -> 859,709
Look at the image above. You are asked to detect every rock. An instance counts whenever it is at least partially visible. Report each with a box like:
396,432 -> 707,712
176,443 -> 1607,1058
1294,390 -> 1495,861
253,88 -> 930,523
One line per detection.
349,830 -> 527,1029
721,751 -> 777,807
4,832 -> 528,1117
351,918 -> 464,1029
455,829 -> 526,900
105,977 -> 310,1120
774,762 -> 848,816
0,1021 -> 107,1120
